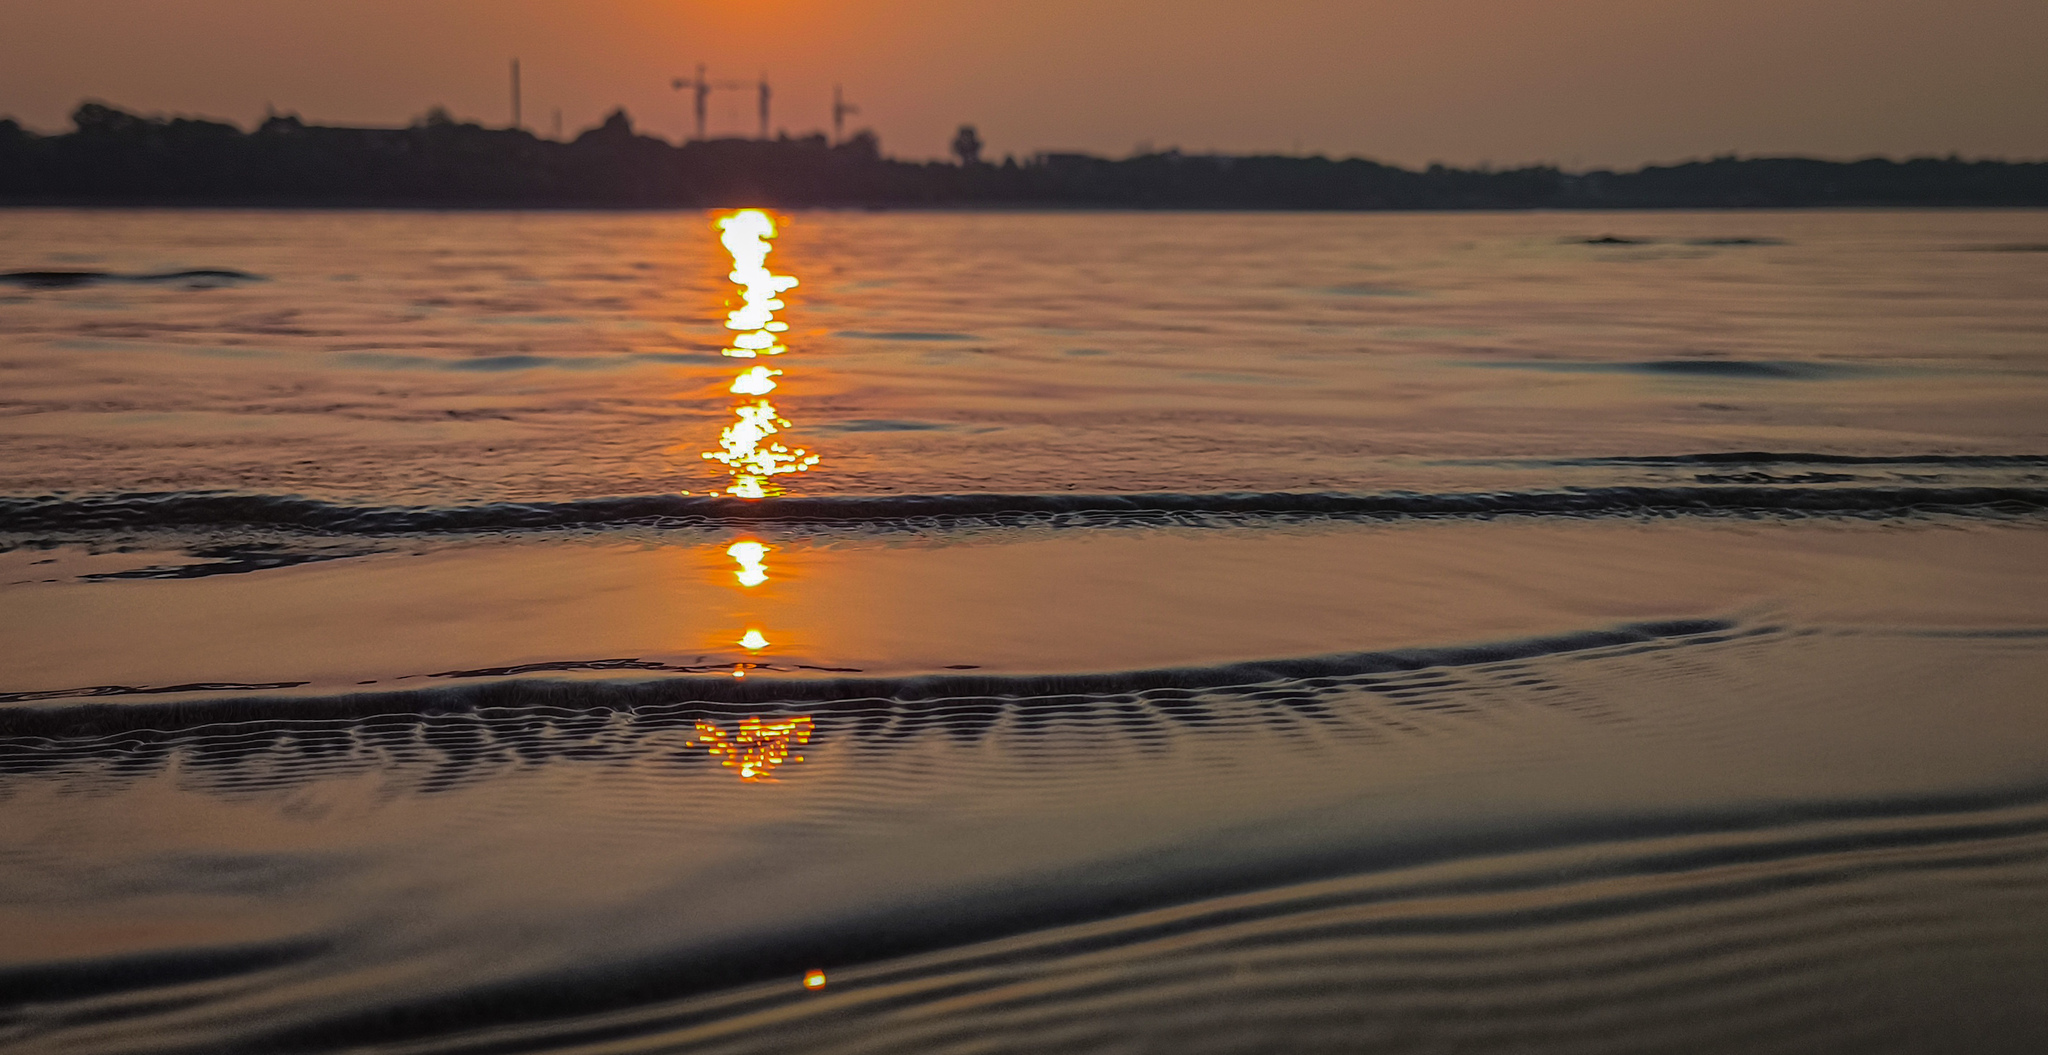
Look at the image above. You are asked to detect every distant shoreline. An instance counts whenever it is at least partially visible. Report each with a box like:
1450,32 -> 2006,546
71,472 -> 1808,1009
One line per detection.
6,103 -> 2045,210
7,200 -> 2048,214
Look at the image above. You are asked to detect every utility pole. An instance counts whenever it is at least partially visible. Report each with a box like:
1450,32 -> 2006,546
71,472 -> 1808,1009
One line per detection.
832,85 -> 860,145
757,75 -> 772,140
510,59 -> 522,130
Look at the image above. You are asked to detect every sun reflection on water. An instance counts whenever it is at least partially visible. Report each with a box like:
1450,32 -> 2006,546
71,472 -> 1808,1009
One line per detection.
728,540 -> 770,587
690,715 -> 814,782
696,214 -> 820,752
703,210 -> 818,497
730,365 -> 780,395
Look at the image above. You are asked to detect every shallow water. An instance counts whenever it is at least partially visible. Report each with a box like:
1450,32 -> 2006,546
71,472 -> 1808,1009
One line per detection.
3,209 -> 2047,1054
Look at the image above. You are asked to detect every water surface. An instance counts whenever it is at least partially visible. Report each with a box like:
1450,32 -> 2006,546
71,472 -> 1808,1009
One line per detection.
3,209 -> 2047,1054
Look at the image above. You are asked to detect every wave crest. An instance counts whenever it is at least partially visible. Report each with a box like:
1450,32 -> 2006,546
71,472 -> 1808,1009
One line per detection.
4,486 -> 2044,535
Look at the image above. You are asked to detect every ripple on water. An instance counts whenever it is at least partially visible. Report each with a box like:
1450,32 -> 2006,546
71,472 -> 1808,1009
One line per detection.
2,623 -> 2046,1053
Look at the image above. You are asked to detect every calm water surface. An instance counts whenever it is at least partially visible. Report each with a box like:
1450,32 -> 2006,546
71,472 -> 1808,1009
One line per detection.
2,209 -> 2046,1054
2,208 -> 2044,499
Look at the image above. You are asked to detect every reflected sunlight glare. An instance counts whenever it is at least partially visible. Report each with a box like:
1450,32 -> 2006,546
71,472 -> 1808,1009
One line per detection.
718,210 -> 798,341
739,628 -> 770,650
702,210 -> 819,497
728,540 -> 770,587
730,365 -> 781,395
690,716 -> 814,782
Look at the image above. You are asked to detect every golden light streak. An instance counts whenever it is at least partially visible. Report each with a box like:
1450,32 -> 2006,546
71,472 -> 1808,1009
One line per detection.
718,209 -> 798,350
690,715 -> 814,782
701,209 -> 820,497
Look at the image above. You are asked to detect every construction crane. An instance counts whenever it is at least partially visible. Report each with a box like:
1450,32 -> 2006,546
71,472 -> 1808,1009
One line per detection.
672,65 -> 772,141
832,85 -> 860,145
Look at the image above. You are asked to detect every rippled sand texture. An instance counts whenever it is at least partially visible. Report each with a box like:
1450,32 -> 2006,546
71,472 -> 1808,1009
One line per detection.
3,209 -> 2048,1054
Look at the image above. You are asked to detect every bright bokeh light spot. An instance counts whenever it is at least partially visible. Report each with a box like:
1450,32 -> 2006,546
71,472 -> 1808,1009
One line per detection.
728,540 -> 770,586
730,366 -> 781,396
740,628 -> 770,650
690,716 -> 815,783
804,970 -> 827,990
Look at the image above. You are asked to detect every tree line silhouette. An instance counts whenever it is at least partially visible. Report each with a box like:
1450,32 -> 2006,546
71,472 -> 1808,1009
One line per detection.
2,102 -> 2043,209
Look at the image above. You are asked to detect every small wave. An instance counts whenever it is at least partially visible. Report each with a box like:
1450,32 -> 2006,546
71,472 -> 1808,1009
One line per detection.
3,485 -> 2044,536
334,351 -> 726,372
1469,359 -> 1879,380
0,681 -> 311,706
0,268 -> 264,290
0,618 -> 1738,731
1692,471 -> 1859,484
1550,452 -> 2048,468
814,419 -> 954,433
1320,283 -> 1421,296
0,937 -> 329,1006
834,331 -> 978,341
1568,237 -> 1784,248
1632,358 -> 1869,380
78,546 -> 371,582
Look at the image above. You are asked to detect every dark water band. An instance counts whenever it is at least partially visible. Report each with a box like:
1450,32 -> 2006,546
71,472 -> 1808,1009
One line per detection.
4,486 -> 2046,534
0,618 -> 1740,733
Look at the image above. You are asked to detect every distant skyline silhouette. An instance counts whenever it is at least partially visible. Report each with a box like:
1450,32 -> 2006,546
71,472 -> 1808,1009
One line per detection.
6,101 -> 2043,209
1,0 -> 2043,167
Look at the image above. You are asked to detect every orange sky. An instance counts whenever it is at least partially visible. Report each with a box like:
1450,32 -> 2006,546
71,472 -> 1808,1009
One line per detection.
1,0 -> 2042,166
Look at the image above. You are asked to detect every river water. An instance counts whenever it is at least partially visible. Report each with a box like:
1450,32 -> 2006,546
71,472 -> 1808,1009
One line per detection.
2,208 -> 2047,1054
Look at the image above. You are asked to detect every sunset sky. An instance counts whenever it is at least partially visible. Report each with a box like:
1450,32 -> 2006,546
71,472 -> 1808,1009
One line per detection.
1,0 -> 2042,167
